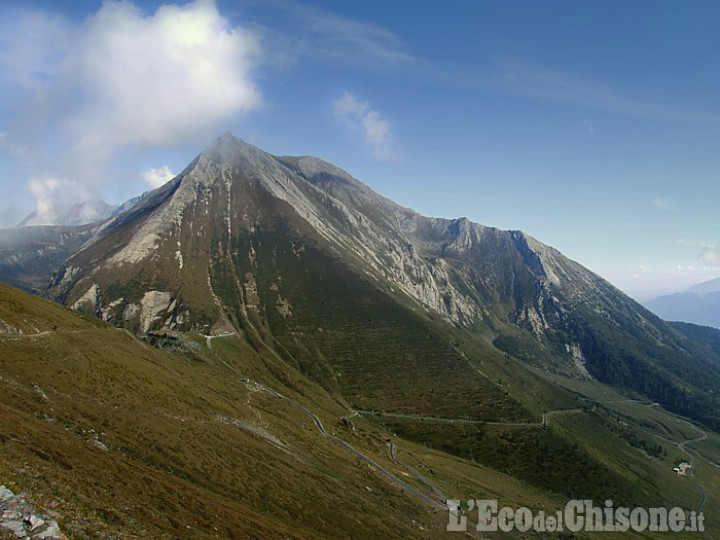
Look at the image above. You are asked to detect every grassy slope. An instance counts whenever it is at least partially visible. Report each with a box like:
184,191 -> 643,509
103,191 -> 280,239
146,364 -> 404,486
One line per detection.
3,274 -> 718,538
0,283 -> 446,538
539,370 -> 720,531
0,282 -> 605,538
207,222 -> 720,533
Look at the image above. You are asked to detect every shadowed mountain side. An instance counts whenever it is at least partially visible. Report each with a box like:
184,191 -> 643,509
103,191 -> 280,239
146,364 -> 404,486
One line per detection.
0,224 -> 98,293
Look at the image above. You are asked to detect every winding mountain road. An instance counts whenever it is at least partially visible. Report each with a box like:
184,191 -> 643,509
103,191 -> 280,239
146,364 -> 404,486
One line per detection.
199,332 -> 449,510
356,408 -> 582,428
585,398 -> 711,514
249,381 -> 447,510
386,440 -> 447,503
214,333 -> 706,520
676,422 -> 709,513
0,328 -> 100,339
204,332 -> 236,349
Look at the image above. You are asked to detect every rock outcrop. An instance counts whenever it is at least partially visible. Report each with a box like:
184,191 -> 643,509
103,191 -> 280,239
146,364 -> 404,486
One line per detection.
0,486 -> 66,540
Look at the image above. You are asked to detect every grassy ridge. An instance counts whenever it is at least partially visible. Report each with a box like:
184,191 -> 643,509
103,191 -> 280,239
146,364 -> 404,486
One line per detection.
3,272 -> 719,537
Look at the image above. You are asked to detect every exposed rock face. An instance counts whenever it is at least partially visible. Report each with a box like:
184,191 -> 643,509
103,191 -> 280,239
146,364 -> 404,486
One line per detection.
70,284 -> 100,314
41,135 -> 670,345
43,134 -> 720,429
139,291 -> 174,333
45,136 -> 488,333
0,486 -> 66,540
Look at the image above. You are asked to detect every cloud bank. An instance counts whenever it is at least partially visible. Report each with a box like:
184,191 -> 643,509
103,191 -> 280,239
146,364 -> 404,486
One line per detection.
698,245 -> 718,263
73,0 -> 262,152
0,0 -> 262,222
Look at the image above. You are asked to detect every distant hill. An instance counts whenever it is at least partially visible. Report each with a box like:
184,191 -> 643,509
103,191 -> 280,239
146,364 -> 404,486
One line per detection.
687,277 -> 720,295
2,197 -> 143,293
644,277 -> 720,329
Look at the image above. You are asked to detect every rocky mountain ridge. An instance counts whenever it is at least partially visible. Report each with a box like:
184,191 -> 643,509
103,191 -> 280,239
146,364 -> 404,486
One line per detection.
16,133 -> 720,430
0,225 -> 98,294
47,135 -> 600,334
2,134 -> 720,537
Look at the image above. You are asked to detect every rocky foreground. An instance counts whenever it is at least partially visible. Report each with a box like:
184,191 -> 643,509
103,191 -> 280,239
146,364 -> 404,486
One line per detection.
0,486 -> 65,540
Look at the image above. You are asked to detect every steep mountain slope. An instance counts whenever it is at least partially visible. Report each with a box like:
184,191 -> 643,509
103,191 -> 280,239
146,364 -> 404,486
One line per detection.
0,282 -> 464,538
671,321 -> 720,355
4,280 -> 717,538
5,134 -> 720,535
47,134 -> 720,432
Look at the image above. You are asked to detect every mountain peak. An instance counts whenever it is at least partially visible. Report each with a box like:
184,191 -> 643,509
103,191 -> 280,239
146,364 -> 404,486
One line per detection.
211,131 -> 248,151
200,132 -> 264,165
44,134 -> 611,336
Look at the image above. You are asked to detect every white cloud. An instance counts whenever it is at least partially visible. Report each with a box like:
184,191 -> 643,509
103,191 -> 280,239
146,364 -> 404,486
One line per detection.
675,239 -> 719,263
141,166 -> 176,189
677,239 -> 712,248
0,0 -> 263,218
0,8 -> 71,91
25,176 -> 88,226
73,0 -> 262,152
333,92 -> 395,160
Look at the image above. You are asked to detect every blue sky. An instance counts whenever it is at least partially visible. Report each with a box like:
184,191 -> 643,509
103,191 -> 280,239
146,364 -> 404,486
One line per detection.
0,0 -> 718,298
